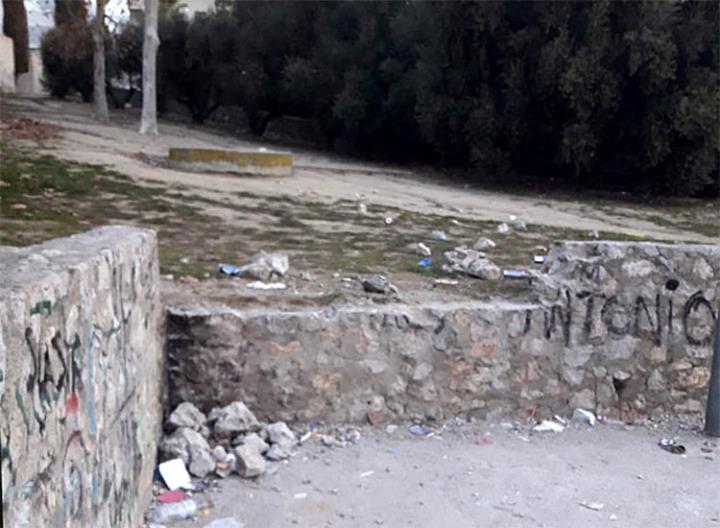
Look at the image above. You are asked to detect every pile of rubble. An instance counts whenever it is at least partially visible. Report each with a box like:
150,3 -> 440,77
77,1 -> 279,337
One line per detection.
159,401 -> 298,480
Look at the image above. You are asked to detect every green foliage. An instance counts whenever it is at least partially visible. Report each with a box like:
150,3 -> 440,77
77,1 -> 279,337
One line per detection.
43,0 -> 719,197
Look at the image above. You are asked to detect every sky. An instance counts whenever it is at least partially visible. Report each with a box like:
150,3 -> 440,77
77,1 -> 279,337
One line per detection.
1,0 -> 216,47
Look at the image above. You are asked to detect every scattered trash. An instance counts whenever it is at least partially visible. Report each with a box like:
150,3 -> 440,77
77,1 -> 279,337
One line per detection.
180,257 -> 190,264
475,437 -> 493,446
533,421 -> 565,433
157,490 -> 188,504
573,408 -> 597,427
360,470 -> 375,478
415,242 -> 432,257
384,217 -> 394,225
150,498 -> 209,524
358,202 -> 368,215
609,514 -> 618,521
433,278 -> 459,286
417,257 -> 432,269
451,219 -> 461,226
588,229 -> 600,238
368,410 -> 388,426
158,459 -> 193,491
532,255 -> 547,264
11,203 -> 28,210
503,269 -> 529,279
659,438 -> 686,454
386,447 -> 399,454
203,518 -> 244,528
578,501 -> 605,512
299,431 -> 312,444
361,274 -> 390,294
497,223 -> 510,234
294,493 -> 308,499
509,215 -> 517,221
246,281 -> 287,290
385,424 -> 398,434
409,425 -> 432,438
431,230 -> 448,241
513,221 -> 528,231
473,237 -> 496,251
219,264 -> 241,276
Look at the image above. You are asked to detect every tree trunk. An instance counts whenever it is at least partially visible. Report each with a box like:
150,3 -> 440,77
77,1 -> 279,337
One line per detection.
2,0 -> 29,76
55,0 -> 87,28
140,0 -> 159,135
93,0 -> 109,123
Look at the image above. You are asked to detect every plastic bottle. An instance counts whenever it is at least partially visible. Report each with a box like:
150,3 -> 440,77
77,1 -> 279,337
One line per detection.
150,498 -> 208,523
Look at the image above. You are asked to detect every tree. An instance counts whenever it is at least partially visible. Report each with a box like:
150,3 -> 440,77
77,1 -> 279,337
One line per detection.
94,0 -> 110,122
2,0 -> 29,76
140,0 -> 160,134
55,0 -> 87,28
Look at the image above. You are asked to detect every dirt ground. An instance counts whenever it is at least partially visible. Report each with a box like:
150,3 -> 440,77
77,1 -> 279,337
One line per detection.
4,96 -> 718,244
163,420 -> 718,528
2,95 -> 717,308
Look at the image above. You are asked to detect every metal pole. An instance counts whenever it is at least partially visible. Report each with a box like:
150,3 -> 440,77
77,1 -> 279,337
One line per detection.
705,316 -> 720,437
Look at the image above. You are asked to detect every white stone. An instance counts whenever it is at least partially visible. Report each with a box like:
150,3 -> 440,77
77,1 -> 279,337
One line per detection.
212,401 -> 260,436
233,444 -> 267,478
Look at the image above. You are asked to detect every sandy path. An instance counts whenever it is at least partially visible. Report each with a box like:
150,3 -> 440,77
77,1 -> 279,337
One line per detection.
6,96 -> 717,244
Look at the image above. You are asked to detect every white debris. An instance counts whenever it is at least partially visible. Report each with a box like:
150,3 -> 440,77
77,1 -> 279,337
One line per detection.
573,408 -> 597,427
415,242 -> 432,257
532,421 -> 565,433
246,281 -> 287,290
358,202 -> 368,215
360,470 -> 375,478
433,278 -> 459,286
158,458 -> 193,491
431,230 -> 448,241
497,223 -> 510,234
384,217 -> 394,225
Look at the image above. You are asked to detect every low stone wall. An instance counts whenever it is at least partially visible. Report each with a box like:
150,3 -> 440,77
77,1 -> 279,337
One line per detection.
168,147 -> 293,177
0,227 -> 163,528
167,241 -> 719,424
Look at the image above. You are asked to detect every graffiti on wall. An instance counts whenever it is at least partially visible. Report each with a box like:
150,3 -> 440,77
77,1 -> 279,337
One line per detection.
524,288 -> 717,347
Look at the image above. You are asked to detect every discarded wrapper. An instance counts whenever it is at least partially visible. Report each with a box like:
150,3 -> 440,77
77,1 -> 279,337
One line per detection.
503,269 -> 529,279
532,255 -> 547,264
219,264 -> 240,276
659,438 -> 686,454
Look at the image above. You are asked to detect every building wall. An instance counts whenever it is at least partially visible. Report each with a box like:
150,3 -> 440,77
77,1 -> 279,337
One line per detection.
0,226 -> 163,528
166,241 -> 719,423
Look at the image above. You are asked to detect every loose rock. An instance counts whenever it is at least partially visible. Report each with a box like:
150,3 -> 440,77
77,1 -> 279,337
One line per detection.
189,443 -> 216,478
442,246 -> 501,280
431,230 -> 448,241
361,274 -> 390,294
160,427 -> 211,467
234,444 -> 267,478
415,242 -> 432,257
237,251 -> 289,280
167,402 -> 207,432
211,402 -> 260,437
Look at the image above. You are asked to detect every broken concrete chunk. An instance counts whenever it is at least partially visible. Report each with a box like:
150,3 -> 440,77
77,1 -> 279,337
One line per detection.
233,444 -> 267,478
212,445 -> 228,462
167,402 -> 207,432
215,452 -> 236,479
212,401 -> 260,437
442,246 -> 501,280
237,251 -> 289,280
188,443 -> 215,478
235,432 -> 270,454
266,422 -> 297,446
473,237 -> 496,251
361,274 -> 390,294
159,427 -> 211,466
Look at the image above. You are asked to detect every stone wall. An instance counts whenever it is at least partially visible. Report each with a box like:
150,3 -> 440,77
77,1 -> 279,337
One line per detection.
0,227 -> 163,528
166,241 -> 719,424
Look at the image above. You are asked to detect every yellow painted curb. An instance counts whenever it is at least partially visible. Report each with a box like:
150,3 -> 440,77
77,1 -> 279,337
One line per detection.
168,148 -> 293,177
